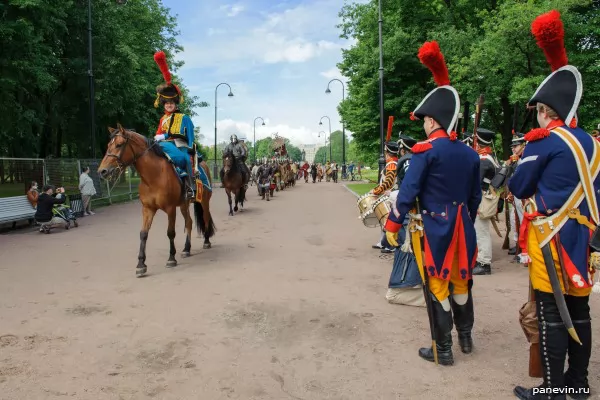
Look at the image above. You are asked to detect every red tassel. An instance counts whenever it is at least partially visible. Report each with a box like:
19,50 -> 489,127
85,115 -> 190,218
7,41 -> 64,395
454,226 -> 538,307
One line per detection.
409,112 -> 417,121
417,41 -> 450,86
154,51 -> 172,84
449,131 -> 457,141
569,118 -> 577,128
531,10 -> 568,71
386,116 -> 394,141
524,128 -> 550,142
411,141 -> 433,153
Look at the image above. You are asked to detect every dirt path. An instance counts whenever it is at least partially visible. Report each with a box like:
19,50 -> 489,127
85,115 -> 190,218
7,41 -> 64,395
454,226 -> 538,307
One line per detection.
1,181 -> 598,400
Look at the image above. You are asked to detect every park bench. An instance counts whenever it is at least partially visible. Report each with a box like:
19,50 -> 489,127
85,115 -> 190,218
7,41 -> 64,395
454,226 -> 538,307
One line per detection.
0,195 -> 36,228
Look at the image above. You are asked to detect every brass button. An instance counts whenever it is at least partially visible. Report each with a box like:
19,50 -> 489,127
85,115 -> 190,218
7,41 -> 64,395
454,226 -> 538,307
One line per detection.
452,201 -> 457,205
423,210 -> 428,214
431,212 -> 436,217
441,212 -> 446,217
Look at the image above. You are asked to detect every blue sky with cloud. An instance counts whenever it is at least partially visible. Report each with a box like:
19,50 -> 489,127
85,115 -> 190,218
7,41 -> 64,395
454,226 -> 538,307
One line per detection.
161,0 -> 360,147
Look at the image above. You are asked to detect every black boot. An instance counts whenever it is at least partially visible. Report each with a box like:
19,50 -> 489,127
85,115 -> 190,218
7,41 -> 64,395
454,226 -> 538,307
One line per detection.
418,298 -> 454,366
564,295 -> 592,400
451,289 -> 474,354
508,247 -> 517,255
514,291 -> 568,400
186,175 -> 196,199
472,262 -> 491,275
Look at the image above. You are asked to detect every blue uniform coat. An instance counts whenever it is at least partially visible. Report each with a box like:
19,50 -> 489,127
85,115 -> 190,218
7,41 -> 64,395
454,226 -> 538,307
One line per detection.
508,121 -> 598,288
385,130 -> 482,281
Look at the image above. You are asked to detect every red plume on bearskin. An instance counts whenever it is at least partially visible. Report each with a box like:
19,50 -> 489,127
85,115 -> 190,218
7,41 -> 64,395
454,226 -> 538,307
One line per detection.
386,116 -> 394,141
417,41 -> 450,87
531,10 -> 568,71
154,51 -> 172,84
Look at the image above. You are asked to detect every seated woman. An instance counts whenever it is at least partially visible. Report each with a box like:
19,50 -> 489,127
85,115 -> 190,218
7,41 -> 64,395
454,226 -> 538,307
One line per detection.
34,185 -> 68,231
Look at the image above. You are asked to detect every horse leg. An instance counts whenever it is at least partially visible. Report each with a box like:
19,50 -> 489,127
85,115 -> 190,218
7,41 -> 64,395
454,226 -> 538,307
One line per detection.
166,208 -> 178,268
137,206 -> 157,277
233,188 -> 239,212
202,192 -> 213,249
180,202 -> 192,258
226,189 -> 234,216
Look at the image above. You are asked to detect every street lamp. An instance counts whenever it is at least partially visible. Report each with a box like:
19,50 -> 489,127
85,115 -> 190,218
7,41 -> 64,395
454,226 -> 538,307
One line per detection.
87,0 -> 127,158
318,130 -> 328,164
319,116 -> 332,161
214,83 -> 234,178
377,0 -> 386,178
253,117 -> 266,163
325,78 -> 346,173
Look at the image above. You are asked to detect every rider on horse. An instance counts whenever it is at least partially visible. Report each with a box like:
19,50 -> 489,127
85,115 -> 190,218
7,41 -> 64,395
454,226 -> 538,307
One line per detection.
224,134 -> 250,186
153,51 -> 197,199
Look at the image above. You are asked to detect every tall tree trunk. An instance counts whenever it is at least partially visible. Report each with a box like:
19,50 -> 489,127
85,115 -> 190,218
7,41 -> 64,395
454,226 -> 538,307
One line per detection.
55,126 -> 62,158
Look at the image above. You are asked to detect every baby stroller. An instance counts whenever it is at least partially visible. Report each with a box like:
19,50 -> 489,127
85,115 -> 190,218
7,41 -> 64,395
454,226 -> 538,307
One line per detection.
39,205 -> 79,234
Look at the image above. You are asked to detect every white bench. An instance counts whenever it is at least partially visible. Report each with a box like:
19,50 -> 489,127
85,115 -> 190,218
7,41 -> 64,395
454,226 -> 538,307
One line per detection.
0,195 -> 36,228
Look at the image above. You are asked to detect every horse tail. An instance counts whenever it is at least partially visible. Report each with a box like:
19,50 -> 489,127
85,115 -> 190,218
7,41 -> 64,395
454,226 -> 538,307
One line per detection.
194,201 -> 216,238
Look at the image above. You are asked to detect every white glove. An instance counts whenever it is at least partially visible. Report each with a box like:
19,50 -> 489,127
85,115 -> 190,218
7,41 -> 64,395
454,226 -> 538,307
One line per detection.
154,134 -> 166,142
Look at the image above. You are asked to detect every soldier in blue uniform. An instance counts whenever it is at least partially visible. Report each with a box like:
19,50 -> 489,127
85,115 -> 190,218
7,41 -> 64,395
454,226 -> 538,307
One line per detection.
153,51 -> 197,199
385,41 -> 481,365
510,10 -> 597,400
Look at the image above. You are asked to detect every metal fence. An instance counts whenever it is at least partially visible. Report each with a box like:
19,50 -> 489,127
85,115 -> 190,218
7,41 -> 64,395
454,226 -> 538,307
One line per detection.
0,157 -> 225,203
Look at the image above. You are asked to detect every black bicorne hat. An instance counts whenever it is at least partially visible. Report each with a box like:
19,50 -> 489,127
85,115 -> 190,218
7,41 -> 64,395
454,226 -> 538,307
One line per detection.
411,41 -> 460,133
462,132 -> 473,144
398,134 -> 417,151
527,10 -> 581,127
476,128 -> 495,145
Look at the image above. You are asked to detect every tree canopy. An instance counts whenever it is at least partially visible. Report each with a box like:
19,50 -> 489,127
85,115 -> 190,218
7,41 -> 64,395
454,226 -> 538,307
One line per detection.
337,0 -> 599,160
0,0 -> 207,159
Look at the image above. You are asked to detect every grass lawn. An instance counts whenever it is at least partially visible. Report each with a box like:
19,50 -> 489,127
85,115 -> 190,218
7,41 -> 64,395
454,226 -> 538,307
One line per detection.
360,169 -> 379,183
346,183 -> 376,196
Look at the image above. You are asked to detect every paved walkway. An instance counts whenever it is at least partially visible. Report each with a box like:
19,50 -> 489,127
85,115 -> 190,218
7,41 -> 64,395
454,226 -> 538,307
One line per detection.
0,181 -> 598,399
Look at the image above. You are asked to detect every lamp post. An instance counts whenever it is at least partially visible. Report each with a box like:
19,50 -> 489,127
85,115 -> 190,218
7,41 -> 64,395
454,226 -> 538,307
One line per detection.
253,117 -> 265,163
318,130 -> 328,164
318,116 -> 332,161
87,0 -> 127,158
377,0 -> 386,179
214,83 -> 234,178
325,78 -> 346,172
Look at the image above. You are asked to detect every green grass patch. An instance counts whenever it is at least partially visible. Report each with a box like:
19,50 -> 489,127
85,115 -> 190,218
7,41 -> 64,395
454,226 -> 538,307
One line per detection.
346,183 -> 376,196
360,169 -> 379,183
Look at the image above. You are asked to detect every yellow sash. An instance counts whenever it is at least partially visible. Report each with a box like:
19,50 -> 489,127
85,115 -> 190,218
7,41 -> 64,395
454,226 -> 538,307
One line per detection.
532,127 -> 600,247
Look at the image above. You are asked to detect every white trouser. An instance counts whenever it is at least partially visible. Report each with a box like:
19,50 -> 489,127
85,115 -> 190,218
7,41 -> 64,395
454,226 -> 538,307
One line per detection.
39,217 -> 67,229
475,216 -> 492,265
509,199 -> 524,247
375,190 -> 399,246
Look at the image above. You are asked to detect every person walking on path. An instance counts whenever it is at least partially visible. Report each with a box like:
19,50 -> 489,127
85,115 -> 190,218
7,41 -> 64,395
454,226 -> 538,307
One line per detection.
79,166 -> 96,216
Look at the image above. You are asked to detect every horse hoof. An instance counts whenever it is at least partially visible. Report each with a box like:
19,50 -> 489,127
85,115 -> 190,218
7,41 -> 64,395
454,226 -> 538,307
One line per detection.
166,260 -> 177,268
234,206 -> 239,212
229,212 -> 234,216
136,267 -> 147,277
203,243 -> 211,249
181,251 -> 190,258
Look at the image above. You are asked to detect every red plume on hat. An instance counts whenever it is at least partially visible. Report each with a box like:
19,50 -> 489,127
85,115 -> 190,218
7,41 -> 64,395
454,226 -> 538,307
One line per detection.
531,10 -> 568,71
386,116 -> 394,141
154,51 -> 172,85
417,41 -> 450,86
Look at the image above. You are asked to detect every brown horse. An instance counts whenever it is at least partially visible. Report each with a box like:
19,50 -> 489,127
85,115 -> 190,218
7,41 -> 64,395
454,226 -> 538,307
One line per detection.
220,150 -> 247,216
98,125 -> 216,277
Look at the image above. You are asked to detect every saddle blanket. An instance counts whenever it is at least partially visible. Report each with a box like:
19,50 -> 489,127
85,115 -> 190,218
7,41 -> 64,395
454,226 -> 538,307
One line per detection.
158,141 -> 211,191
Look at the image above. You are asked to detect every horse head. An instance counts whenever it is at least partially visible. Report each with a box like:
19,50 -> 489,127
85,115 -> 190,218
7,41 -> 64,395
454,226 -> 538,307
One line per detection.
222,150 -> 237,175
98,123 -> 148,180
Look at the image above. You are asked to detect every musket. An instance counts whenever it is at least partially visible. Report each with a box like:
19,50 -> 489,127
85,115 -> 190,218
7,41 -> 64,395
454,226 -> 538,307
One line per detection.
472,94 -> 485,150
412,198 -> 438,365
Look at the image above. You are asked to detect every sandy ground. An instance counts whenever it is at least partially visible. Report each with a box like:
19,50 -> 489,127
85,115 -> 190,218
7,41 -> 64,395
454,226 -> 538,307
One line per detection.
0,180 -> 598,400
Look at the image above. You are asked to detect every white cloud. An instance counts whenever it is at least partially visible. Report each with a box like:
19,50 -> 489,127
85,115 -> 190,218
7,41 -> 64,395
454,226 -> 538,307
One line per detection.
220,3 -> 245,17
320,66 -> 344,80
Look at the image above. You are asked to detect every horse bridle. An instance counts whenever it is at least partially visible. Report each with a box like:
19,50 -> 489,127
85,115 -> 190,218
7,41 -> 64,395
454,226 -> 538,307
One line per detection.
105,132 -> 155,175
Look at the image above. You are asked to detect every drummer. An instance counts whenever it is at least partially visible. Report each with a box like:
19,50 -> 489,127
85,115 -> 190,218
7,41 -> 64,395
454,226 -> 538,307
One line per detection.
370,141 -> 400,253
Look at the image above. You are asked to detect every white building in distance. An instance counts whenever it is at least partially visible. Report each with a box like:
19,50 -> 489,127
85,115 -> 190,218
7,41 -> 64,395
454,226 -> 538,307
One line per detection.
297,144 -> 321,163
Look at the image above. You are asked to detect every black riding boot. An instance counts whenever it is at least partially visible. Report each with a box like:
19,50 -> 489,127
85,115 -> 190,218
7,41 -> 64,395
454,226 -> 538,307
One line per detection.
564,295 -> 592,400
472,262 -> 491,275
418,297 -> 454,365
514,291 -> 568,400
451,289 -> 474,354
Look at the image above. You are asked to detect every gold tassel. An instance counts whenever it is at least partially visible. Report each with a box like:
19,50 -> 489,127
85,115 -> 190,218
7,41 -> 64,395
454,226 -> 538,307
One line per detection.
154,94 -> 160,108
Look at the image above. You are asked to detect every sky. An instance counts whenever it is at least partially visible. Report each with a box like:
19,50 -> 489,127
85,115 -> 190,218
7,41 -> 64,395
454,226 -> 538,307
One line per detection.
161,0 -> 361,148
